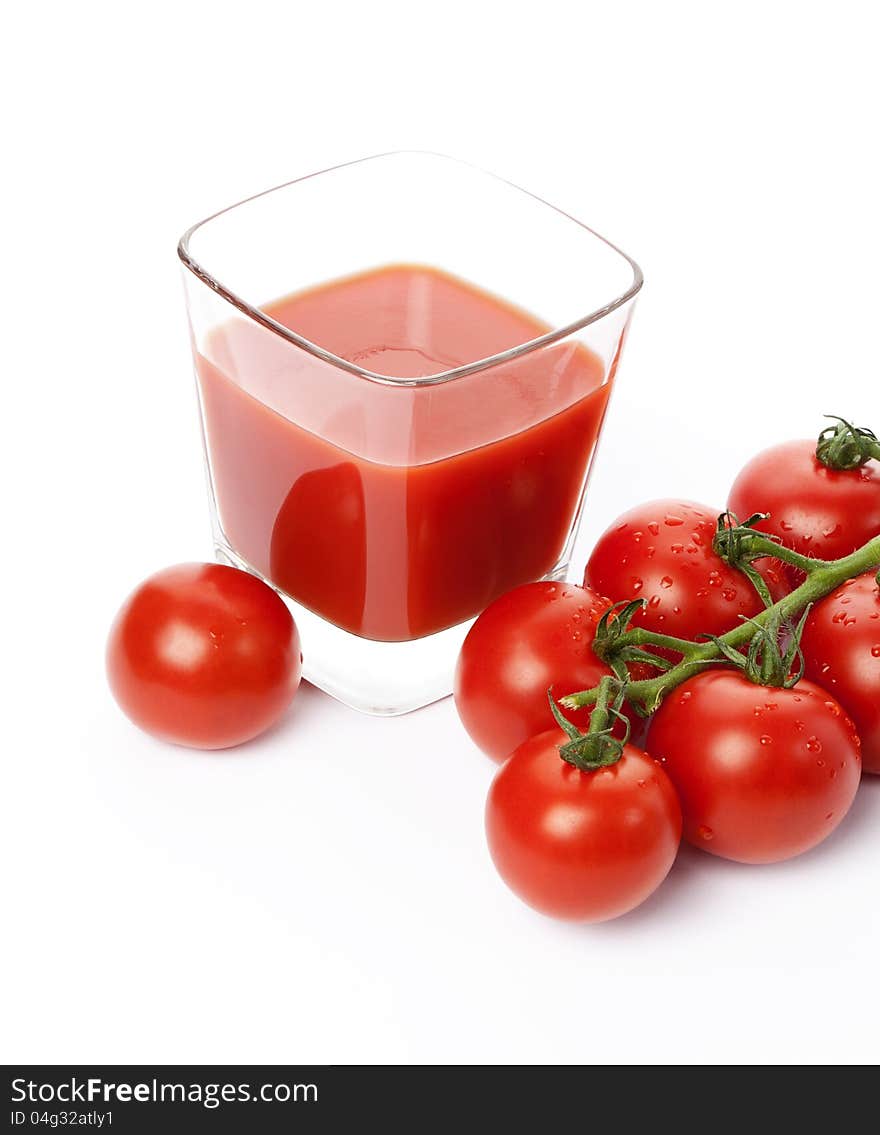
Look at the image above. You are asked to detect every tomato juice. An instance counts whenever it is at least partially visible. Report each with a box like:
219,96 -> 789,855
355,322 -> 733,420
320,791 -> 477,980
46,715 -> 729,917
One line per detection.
196,265 -> 614,641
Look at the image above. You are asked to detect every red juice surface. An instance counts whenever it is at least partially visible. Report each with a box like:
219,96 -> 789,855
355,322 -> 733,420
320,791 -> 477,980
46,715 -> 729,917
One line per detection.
196,265 -> 613,641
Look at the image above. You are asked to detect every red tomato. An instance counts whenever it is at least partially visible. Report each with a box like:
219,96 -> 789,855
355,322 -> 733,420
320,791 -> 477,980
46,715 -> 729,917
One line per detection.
107,563 -> 302,749
646,672 -> 861,863
454,581 -> 636,762
583,500 -> 764,646
486,731 -> 682,922
728,439 -> 880,587
802,571 -> 880,773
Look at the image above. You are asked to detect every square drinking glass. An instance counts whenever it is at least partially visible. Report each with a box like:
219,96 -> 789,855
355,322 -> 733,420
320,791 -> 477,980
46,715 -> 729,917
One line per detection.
178,152 -> 642,714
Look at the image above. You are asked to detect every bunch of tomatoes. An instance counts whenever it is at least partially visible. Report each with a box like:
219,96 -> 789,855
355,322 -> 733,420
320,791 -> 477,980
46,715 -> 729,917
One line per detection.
455,421 -> 880,922
106,418 -> 880,926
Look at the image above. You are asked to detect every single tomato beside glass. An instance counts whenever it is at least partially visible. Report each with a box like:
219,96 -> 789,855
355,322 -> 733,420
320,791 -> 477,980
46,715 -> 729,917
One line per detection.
802,570 -> 880,773
454,581 -> 638,762
646,671 -> 861,863
485,730 -> 682,922
106,563 -> 302,749
583,499 -> 763,648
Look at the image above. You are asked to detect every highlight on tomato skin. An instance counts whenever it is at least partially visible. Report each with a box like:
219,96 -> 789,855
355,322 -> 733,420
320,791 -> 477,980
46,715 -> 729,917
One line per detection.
485,730 -> 682,923
106,563 -> 303,750
645,672 -> 862,864
801,570 -> 880,774
453,581 -> 641,763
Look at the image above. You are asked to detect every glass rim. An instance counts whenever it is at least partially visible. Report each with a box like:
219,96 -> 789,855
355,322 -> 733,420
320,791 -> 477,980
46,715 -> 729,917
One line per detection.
177,150 -> 644,388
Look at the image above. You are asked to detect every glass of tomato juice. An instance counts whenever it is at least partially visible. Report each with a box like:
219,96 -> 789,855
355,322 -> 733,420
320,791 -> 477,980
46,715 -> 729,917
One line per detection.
178,152 -> 642,713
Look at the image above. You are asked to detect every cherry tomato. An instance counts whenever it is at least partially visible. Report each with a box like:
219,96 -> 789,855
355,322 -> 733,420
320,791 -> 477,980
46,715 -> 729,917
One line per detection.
485,730 -> 682,922
646,672 -> 861,863
583,500 -> 763,646
802,571 -> 880,773
107,563 -> 302,749
454,581 -> 636,762
728,439 -> 880,587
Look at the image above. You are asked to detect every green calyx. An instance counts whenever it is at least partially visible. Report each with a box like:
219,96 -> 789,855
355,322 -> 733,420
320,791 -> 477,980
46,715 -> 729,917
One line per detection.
592,599 -> 678,676
713,510 -> 818,580
547,680 -> 629,770
705,607 -> 810,689
816,415 -> 880,471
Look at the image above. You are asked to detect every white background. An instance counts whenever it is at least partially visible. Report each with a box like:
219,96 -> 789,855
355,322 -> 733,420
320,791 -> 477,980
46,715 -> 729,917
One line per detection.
3,1 -> 878,1066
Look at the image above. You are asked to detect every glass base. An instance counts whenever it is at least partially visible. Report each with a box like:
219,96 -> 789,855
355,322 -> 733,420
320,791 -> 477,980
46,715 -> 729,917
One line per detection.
215,542 -> 570,715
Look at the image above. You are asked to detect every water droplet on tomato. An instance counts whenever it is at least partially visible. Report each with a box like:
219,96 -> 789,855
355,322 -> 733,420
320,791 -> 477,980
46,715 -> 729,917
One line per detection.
670,543 -> 684,554
648,595 -> 661,608
633,530 -> 643,542
648,521 -> 660,535
708,571 -> 722,587
760,735 -> 772,746
822,522 -> 842,538
825,812 -> 834,821
665,514 -> 684,526
660,576 -> 673,589
806,737 -> 823,753
872,645 -> 880,657
637,779 -> 647,788
697,825 -> 714,841
632,578 -> 644,592
645,546 -> 656,558
780,520 -> 793,531
721,588 -> 737,601
794,720 -> 805,731
696,589 -> 709,599
824,700 -> 840,716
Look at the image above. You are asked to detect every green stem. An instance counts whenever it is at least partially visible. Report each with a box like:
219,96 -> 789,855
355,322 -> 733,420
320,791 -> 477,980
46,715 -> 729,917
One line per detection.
717,522 -> 824,576
561,533 -> 880,716
587,675 -> 614,735
616,627 -> 705,660
752,539 -> 823,576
